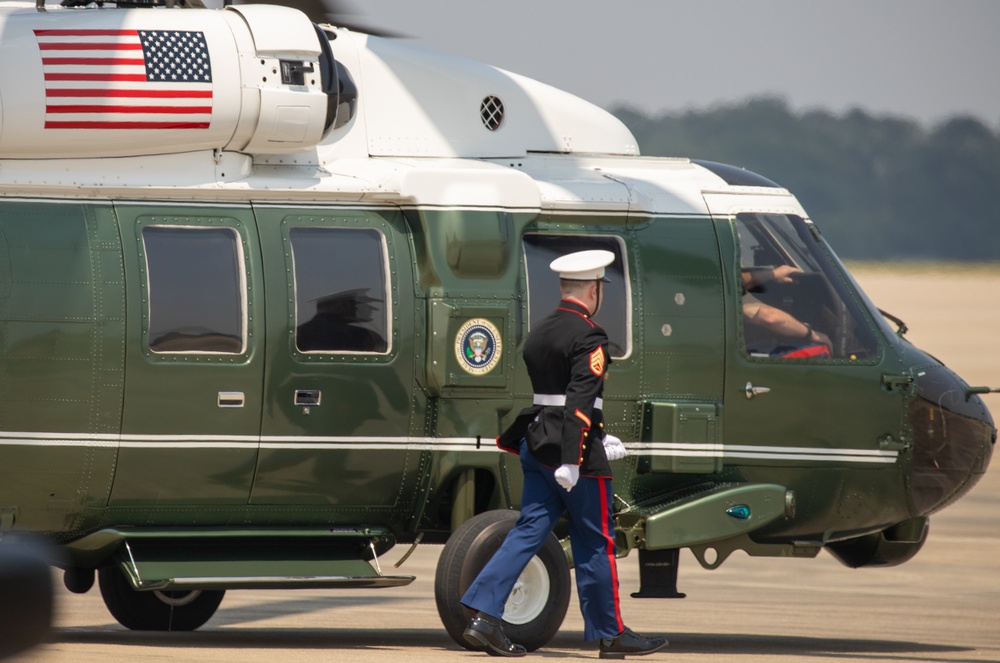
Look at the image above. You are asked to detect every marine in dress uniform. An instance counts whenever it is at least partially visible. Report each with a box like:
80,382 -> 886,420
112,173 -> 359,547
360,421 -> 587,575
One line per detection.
460,250 -> 667,659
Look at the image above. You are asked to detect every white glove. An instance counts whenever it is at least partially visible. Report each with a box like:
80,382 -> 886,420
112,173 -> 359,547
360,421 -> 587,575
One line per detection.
554,464 -> 580,492
603,434 -> 627,461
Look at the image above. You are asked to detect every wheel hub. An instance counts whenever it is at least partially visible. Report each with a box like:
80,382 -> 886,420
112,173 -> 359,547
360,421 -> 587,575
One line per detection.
152,590 -> 202,608
502,556 -> 550,625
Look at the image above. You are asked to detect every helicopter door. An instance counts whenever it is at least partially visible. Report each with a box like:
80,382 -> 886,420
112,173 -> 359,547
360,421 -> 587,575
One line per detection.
110,205 -> 265,505
250,208 -> 419,507
710,203 -> 907,508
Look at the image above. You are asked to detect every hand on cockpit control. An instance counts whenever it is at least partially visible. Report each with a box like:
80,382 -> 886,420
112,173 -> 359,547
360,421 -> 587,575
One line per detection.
807,327 -> 832,350
603,434 -> 627,461
771,265 -> 804,284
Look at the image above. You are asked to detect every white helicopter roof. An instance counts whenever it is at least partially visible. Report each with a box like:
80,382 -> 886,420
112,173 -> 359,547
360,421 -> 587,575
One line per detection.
0,1 -> 800,218
337,30 -> 639,160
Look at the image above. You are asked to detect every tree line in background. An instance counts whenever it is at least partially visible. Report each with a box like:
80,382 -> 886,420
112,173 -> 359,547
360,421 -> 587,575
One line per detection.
613,98 -> 1000,262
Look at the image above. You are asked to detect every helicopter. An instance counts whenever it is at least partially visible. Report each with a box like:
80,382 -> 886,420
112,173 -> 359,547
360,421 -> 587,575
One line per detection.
0,0 -> 994,655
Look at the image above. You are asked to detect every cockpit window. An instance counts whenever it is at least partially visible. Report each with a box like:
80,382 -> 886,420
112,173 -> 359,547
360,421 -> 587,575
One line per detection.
735,213 -> 879,361
523,234 -> 631,358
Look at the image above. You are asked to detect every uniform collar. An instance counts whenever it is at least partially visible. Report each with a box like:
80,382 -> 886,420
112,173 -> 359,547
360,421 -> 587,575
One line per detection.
556,298 -> 592,319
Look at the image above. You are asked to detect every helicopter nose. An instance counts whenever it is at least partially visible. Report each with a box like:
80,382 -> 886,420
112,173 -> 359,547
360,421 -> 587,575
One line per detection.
908,366 -> 995,516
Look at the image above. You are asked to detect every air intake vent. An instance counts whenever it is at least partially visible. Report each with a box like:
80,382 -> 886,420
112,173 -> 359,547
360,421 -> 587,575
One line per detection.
480,96 -> 505,131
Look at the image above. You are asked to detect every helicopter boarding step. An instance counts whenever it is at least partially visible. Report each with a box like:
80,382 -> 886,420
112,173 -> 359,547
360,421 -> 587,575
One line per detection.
67,526 -> 415,592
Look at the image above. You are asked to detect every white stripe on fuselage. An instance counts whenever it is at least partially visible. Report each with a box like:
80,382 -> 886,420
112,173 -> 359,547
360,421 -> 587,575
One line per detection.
0,431 -> 898,463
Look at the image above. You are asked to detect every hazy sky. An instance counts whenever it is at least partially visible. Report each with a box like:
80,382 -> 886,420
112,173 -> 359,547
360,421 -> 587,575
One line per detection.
350,0 -> 1000,127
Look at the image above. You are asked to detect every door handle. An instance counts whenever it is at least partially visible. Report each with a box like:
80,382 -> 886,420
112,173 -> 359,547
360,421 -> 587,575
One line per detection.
294,390 -> 321,406
218,392 -> 245,408
744,381 -> 771,400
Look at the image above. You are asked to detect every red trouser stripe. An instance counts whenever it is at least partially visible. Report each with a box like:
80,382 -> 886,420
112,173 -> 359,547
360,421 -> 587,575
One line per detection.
599,477 -> 625,633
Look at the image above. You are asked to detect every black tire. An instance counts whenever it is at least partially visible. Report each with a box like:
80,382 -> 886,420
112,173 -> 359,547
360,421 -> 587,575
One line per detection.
434,509 -> 571,652
98,567 -> 225,631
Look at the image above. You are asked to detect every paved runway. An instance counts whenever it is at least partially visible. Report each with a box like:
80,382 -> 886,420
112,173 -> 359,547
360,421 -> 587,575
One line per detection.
15,468 -> 1000,663
13,268 -> 1000,662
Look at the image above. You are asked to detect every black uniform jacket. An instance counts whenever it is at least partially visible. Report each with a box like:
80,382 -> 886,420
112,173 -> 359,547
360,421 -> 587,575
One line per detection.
497,299 -> 612,477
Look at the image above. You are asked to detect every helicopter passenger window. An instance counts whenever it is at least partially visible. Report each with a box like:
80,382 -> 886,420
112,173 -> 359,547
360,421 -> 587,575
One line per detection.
523,234 -> 630,358
290,227 -> 390,354
734,213 -> 878,361
143,226 -> 246,354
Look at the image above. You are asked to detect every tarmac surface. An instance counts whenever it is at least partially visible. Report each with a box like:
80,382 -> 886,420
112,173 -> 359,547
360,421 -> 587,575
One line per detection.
14,267 -> 1000,663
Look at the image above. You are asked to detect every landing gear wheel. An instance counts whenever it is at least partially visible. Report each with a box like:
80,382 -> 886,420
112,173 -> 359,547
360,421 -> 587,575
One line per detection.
98,567 -> 225,631
435,509 -> 571,652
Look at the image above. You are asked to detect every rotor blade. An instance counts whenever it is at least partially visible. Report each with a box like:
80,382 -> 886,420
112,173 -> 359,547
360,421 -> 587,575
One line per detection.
230,0 -> 404,36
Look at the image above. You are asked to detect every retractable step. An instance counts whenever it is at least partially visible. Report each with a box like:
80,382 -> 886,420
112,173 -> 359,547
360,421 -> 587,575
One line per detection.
65,526 -> 415,591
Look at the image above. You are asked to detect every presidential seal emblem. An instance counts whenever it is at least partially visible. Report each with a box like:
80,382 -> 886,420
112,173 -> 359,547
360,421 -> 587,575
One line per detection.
455,318 -> 502,375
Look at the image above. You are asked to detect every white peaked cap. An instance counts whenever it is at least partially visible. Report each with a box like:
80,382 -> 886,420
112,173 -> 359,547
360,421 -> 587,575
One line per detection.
549,249 -> 614,282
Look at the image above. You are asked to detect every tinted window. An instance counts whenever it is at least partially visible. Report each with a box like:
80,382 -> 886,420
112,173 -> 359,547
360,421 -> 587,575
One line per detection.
143,226 -> 245,354
735,213 -> 878,360
291,227 -> 389,353
523,234 -> 630,358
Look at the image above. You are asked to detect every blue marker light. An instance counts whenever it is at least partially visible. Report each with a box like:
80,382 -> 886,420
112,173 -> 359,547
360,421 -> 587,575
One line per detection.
726,505 -> 751,520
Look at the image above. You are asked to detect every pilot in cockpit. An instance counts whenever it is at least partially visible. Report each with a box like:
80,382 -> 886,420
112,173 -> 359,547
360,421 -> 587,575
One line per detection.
741,265 -> 832,357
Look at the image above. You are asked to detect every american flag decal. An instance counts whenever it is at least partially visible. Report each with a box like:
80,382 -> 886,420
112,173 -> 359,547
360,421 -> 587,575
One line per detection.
34,29 -> 213,130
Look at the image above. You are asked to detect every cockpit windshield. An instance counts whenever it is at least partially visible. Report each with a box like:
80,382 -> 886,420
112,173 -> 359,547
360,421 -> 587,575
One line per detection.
735,213 -> 880,361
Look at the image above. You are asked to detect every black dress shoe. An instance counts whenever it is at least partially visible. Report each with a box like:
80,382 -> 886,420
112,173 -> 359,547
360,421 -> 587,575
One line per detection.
463,612 -> 527,657
598,626 -> 668,659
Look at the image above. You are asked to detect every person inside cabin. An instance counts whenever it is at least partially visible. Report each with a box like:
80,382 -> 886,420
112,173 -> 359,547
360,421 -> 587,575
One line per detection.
296,288 -> 387,353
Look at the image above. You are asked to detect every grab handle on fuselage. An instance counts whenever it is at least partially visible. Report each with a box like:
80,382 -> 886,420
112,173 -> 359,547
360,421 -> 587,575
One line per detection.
744,382 -> 771,400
